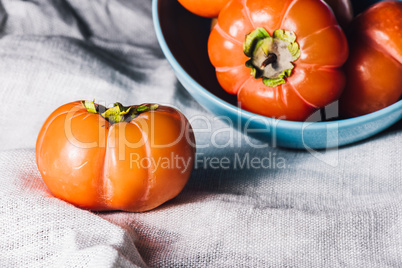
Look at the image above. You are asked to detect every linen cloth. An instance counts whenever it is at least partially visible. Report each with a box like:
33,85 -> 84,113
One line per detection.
0,0 -> 401,267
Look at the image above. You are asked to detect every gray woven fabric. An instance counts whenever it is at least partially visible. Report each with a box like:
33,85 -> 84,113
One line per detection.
0,0 -> 401,267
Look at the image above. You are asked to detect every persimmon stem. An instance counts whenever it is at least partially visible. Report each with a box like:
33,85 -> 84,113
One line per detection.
261,53 -> 277,68
81,100 -> 159,124
243,28 -> 301,87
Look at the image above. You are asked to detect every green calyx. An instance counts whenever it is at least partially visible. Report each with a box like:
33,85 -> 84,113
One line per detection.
81,100 -> 159,124
82,100 -> 97,114
243,27 -> 301,87
243,27 -> 270,57
273,29 -> 301,60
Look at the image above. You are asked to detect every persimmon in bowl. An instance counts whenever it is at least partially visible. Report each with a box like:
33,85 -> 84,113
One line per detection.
152,0 -> 402,149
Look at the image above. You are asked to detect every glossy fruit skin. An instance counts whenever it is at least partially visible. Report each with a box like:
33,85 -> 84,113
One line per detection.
340,1 -> 402,117
177,0 -> 229,18
208,0 -> 348,121
177,0 -> 352,23
36,101 -> 196,212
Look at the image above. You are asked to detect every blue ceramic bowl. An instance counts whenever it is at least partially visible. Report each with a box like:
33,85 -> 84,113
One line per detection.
152,0 -> 402,149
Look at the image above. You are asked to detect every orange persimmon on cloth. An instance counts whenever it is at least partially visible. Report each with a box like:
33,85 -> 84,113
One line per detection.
36,101 -> 196,212
208,0 -> 349,121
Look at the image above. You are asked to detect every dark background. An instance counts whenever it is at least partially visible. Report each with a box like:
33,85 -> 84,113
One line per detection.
351,0 -> 381,15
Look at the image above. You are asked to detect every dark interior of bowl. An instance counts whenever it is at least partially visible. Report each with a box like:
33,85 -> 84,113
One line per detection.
158,0 -> 238,106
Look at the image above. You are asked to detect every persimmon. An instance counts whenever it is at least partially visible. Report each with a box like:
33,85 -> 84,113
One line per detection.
177,0 -> 229,18
208,0 -> 348,121
340,1 -> 402,117
177,0 -> 353,27
36,101 -> 196,212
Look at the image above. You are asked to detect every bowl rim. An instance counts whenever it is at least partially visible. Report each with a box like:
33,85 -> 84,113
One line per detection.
152,0 -> 402,131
